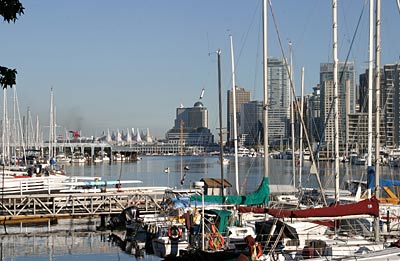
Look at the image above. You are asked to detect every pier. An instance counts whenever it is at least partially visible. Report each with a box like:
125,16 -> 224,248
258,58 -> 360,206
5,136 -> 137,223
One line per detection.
0,189 -> 166,223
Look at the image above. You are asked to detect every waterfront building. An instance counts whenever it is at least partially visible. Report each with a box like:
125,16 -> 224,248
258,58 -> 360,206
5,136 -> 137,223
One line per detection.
347,112 -> 368,154
308,84 -> 321,144
226,86 -> 251,145
239,101 -> 263,146
227,58 -> 290,146
166,101 -> 214,146
320,62 -> 355,155
383,63 -> 400,147
267,57 -> 290,145
358,69 -> 386,149
294,93 -> 315,150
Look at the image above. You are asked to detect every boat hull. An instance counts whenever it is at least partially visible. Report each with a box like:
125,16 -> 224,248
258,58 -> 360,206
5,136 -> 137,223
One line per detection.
152,237 -> 188,257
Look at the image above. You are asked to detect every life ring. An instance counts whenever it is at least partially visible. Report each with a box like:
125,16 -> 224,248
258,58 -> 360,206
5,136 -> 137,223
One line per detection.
208,233 -> 224,249
167,225 -> 182,241
250,242 -> 263,259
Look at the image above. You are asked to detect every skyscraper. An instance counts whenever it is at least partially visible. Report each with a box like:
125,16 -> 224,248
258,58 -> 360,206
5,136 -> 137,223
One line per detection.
320,62 -> 355,153
226,87 -> 251,144
166,101 -> 214,146
240,101 -> 264,146
267,57 -> 290,145
383,63 -> 400,147
309,84 -> 321,143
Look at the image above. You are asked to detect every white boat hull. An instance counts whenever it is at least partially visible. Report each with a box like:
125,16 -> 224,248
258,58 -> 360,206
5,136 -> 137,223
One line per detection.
152,237 -> 188,257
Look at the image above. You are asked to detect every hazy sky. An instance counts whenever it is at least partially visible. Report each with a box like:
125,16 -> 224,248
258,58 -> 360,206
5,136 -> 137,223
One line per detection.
1,1 -> 399,140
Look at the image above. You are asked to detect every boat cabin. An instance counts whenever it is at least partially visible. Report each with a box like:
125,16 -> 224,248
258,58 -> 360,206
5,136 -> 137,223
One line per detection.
200,178 -> 232,196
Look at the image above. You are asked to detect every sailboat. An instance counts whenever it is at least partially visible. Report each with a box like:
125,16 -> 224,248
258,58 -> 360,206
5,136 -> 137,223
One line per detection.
237,1 -> 400,260
166,1 -> 271,260
190,25 -> 269,206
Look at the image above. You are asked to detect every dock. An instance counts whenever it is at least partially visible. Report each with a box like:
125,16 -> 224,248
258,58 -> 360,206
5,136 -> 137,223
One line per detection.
0,189 -> 167,223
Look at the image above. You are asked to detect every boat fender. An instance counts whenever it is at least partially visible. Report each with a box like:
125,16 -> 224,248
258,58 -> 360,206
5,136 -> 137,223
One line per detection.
250,242 -> 263,259
168,225 -> 182,241
208,233 -> 224,250
210,223 -> 217,234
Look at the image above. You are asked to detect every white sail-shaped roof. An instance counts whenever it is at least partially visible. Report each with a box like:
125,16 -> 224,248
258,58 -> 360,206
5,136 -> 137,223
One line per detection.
126,128 -> 132,143
115,129 -> 122,144
106,129 -> 112,143
134,128 -> 142,142
145,128 -> 153,143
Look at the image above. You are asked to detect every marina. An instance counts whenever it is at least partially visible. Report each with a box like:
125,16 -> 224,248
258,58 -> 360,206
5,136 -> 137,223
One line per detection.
2,0 -> 400,260
0,155 -> 399,260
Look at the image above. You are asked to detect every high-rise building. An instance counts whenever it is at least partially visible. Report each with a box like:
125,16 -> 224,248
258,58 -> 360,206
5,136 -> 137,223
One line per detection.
309,84 -> 321,143
166,101 -> 214,146
239,101 -> 264,146
357,69 -> 386,149
320,62 -> 355,154
383,63 -> 400,147
267,57 -> 290,145
226,87 -> 251,144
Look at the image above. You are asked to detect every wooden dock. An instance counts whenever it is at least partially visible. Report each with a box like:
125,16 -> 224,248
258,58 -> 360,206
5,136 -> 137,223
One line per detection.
0,190 -> 166,223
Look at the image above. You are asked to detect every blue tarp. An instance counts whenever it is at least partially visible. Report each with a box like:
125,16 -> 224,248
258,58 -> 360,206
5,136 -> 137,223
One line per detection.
367,166 -> 400,189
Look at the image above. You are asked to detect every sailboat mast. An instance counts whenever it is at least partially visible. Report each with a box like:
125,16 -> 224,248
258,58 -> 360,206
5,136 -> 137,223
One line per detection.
12,87 -> 17,162
263,0 -> 269,179
367,0 -> 374,172
217,49 -> 225,198
180,119 -> 184,183
299,67 -> 305,189
289,41 -> 296,188
374,0 -> 381,199
26,107 -> 29,149
229,34 -> 240,195
374,0 -> 381,242
333,0 -> 340,202
36,115 -> 39,149
49,88 -> 54,160
2,88 -> 7,165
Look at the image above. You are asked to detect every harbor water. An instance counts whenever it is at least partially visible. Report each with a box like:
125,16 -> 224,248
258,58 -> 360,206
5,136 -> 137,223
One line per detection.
0,155 -> 396,260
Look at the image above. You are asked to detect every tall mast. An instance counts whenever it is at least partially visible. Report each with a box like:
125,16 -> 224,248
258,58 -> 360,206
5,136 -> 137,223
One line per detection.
36,115 -> 39,149
49,87 -> 54,160
374,0 -> 381,242
54,106 -> 57,156
217,49 -> 225,198
229,34 -> 239,195
289,41 -> 296,188
367,0 -> 374,183
299,67 -> 305,189
12,87 -> 17,162
2,88 -> 7,165
263,0 -> 269,180
26,107 -> 30,149
332,0 -> 340,202
180,119 -> 184,184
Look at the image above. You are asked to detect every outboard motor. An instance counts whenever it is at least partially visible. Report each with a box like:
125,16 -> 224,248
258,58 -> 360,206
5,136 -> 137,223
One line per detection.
108,206 -> 141,230
124,205 -> 141,223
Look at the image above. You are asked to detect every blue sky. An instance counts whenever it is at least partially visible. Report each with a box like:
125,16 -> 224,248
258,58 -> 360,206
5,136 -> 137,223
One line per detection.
1,1 -> 399,140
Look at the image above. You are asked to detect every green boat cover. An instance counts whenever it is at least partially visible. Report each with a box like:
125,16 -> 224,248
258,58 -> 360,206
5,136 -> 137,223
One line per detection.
205,209 -> 233,233
190,177 -> 269,205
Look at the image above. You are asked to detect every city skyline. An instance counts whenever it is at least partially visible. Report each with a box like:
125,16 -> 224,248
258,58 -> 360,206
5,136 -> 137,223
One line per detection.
1,1 -> 400,139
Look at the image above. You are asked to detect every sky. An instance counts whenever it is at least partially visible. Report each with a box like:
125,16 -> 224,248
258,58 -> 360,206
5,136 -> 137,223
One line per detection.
1,1 -> 399,140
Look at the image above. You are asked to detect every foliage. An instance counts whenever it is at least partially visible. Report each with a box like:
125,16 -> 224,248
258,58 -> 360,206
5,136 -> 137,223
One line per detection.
0,0 -> 23,88
0,66 -> 17,89
0,0 -> 24,22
